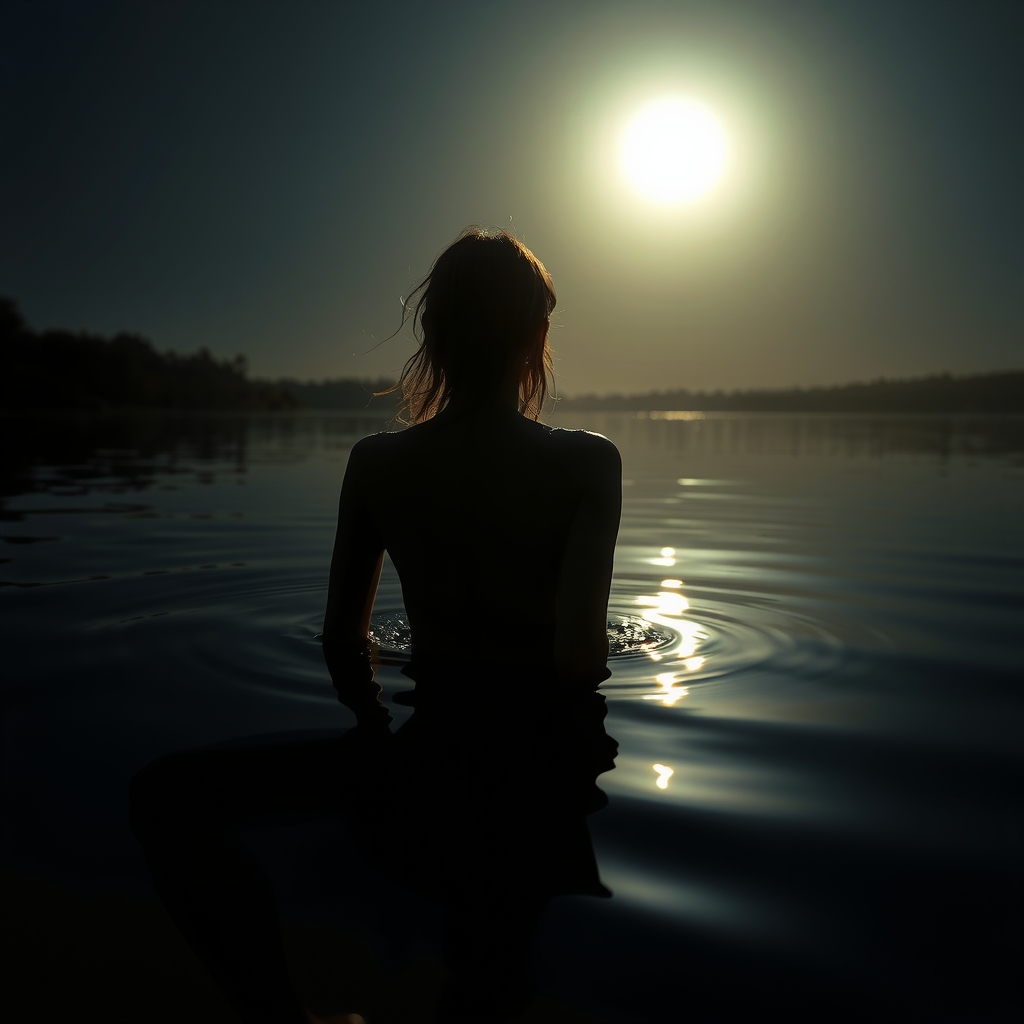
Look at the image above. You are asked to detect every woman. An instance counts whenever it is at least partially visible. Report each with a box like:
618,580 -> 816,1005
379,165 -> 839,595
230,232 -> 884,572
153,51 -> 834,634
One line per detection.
130,228 -> 621,1024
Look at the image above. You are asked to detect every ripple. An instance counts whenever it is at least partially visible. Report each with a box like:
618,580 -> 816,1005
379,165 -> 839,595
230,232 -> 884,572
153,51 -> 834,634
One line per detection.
350,581 -> 865,695
601,584 -> 874,700
607,594 -> 788,674
362,597 -> 851,692
86,565 -> 873,707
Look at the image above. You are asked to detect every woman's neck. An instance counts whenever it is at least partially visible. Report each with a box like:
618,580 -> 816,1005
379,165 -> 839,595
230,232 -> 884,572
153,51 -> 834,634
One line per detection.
430,384 -> 522,424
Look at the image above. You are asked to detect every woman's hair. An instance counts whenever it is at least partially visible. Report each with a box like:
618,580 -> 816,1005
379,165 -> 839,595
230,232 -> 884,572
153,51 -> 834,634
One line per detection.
385,227 -> 556,424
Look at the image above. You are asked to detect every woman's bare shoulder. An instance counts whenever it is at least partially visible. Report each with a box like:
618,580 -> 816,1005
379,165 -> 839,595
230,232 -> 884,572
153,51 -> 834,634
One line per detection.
544,427 -> 621,482
347,428 -> 404,465
546,426 -> 620,459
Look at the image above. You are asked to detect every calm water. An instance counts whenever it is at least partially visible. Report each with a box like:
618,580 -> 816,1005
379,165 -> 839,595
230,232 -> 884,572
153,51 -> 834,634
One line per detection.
2,411 -> 1022,1022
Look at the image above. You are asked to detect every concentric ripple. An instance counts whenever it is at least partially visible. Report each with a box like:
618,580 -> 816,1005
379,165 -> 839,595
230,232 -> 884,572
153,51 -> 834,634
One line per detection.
363,590 -> 854,699
83,561 -> 868,709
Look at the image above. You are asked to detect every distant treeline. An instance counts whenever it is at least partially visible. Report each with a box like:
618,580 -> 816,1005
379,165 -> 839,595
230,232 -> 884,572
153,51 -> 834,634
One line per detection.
559,371 -> 1024,414
4,298 -> 1021,414
0,297 -> 296,411
0,298 -> 395,412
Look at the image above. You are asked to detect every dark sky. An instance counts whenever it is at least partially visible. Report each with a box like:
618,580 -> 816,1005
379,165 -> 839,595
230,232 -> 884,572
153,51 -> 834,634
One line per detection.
2,0 -> 1021,393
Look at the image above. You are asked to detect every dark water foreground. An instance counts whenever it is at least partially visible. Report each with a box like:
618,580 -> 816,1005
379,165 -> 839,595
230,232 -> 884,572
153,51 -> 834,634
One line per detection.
1,411 -> 1022,1023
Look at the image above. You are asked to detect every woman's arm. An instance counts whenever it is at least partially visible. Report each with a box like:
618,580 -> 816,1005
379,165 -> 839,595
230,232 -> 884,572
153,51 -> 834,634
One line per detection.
554,434 -> 622,687
322,437 -> 392,728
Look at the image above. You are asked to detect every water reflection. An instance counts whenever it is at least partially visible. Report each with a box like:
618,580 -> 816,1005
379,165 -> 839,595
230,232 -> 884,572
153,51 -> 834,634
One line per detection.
650,545 -> 676,566
634,571 -> 711,700
652,763 -> 674,789
636,590 -> 689,616
0,411 -> 394,503
644,674 -> 688,706
554,409 -> 1024,460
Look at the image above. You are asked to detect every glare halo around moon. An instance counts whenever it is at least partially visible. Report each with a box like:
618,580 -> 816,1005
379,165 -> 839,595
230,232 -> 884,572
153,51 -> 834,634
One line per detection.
621,97 -> 727,203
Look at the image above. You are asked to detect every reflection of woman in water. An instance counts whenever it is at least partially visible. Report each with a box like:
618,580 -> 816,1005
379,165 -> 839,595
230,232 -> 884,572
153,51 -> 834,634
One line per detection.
129,228 -> 621,1023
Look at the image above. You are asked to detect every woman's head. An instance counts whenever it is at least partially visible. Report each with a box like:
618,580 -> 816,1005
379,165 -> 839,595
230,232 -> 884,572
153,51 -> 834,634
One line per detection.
392,227 -> 555,423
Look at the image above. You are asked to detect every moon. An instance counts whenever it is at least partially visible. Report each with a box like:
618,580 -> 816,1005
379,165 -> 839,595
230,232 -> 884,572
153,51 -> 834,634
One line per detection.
620,97 -> 727,203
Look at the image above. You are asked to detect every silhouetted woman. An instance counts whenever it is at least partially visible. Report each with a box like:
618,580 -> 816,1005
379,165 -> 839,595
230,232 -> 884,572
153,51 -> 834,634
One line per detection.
129,228 -> 621,1023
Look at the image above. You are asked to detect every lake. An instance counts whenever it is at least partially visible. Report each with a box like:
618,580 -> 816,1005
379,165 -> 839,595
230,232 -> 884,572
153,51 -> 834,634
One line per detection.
1,410 -> 1021,1023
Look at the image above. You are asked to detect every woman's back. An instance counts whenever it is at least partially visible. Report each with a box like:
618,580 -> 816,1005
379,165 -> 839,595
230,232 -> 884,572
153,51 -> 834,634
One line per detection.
348,407 -> 620,682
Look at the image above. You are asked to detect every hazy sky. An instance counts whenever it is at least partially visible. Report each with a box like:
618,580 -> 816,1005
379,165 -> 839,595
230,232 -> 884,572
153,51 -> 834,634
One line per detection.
2,0 -> 1021,394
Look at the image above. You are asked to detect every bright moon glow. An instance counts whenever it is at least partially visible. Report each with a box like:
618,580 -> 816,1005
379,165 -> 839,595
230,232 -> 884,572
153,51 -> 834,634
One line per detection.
621,98 -> 727,203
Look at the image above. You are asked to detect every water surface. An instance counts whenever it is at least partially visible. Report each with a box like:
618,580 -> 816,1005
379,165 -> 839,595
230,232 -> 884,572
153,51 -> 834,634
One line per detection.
2,411 -> 1021,1022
